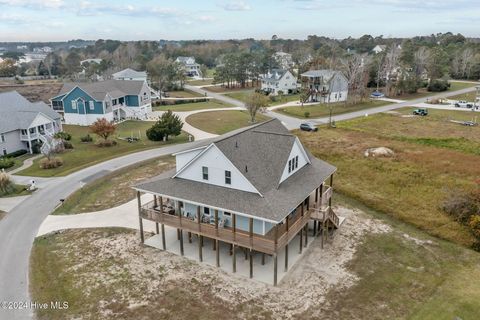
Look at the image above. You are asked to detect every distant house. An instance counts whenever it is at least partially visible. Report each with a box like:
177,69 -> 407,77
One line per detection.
372,45 -> 386,54
112,68 -> 147,82
80,58 -> 102,66
273,51 -> 294,69
300,70 -> 348,103
50,80 -> 152,126
0,91 -> 62,154
261,69 -> 298,95
175,56 -> 202,78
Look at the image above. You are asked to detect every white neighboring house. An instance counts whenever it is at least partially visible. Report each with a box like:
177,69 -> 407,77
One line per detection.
273,51 -> 294,69
112,68 -> 147,82
175,56 -> 202,78
80,58 -> 102,65
372,45 -> 387,54
0,91 -> 62,155
300,70 -> 348,103
261,69 -> 298,95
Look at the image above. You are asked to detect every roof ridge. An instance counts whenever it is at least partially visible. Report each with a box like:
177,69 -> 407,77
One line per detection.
252,130 -> 293,137
213,118 -> 277,144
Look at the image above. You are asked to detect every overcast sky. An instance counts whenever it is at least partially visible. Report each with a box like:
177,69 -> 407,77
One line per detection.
0,0 -> 479,41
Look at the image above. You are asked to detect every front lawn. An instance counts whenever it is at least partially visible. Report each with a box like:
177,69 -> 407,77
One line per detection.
186,110 -> 270,135
392,81 -> 478,101
5,153 -> 36,172
17,121 -> 188,177
277,100 -> 391,118
166,89 -> 203,98
187,79 -> 214,86
224,90 -> 254,103
203,84 -> 258,93
53,156 -> 175,215
153,99 -> 233,112
297,108 -> 480,247
0,184 -> 32,198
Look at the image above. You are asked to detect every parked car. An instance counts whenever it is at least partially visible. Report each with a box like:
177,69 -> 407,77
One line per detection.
463,121 -> 477,126
370,91 -> 385,98
300,122 -> 318,132
455,100 -> 474,108
412,108 -> 428,116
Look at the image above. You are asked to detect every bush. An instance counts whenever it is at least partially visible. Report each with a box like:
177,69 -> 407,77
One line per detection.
0,158 -> 15,170
39,157 -> 63,169
63,141 -> 74,149
0,171 -> 14,195
80,134 -> 93,143
54,131 -> 72,141
5,149 -> 27,158
442,192 -> 478,224
427,79 -> 450,92
304,112 -> 310,118
96,140 -> 117,147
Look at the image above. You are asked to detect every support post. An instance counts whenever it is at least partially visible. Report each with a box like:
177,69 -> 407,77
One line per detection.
197,207 -> 202,262
299,228 -> 303,254
233,214 -> 236,241
304,223 -> 308,248
232,244 -> 236,273
161,224 -> 166,250
273,254 -> 278,286
261,253 -> 265,265
216,240 -> 220,267
155,223 -> 159,235
249,217 -> 253,248
249,249 -> 253,278
285,217 -> 289,271
313,221 -> 317,237
137,191 -> 144,244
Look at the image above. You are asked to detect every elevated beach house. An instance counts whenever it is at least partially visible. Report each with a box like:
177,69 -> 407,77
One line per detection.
175,56 -> 202,78
50,79 -> 152,126
134,119 -> 340,285
300,70 -> 349,103
0,91 -> 62,155
260,69 -> 298,96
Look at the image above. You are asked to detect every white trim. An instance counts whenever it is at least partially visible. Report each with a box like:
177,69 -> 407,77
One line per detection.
134,187 -> 279,224
295,137 -> 311,165
173,143 -> 215,178
172,145 -> 208,156
57,86 -> 99,102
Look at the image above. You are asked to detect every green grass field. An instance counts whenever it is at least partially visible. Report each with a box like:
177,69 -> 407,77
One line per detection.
185,110 -> 270,135
297,108 -> 480,247
224,90 -> 300,106
53,156 -> 175,215
153,99 -> 233,112
187,79 -> 214,86
17,121 -> 187,177
277,100 -> 391,118
0,184 -> 31,198
5,154 -> 36,172
166,89 -> 203,98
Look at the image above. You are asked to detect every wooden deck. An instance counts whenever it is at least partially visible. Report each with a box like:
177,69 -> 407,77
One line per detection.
140,201 -> 312,255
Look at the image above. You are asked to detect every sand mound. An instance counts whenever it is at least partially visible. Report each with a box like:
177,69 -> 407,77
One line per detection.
364,147 -> 395,157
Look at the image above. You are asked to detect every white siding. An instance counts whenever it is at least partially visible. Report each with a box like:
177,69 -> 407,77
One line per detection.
175,147 -> 206,172
176,144 -> 258,194
279,138 -> 310,183
29,113 -> 55,128
63,112 -> 114,126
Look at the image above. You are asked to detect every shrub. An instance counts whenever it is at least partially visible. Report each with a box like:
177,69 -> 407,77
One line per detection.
0,171 -> 14,195
427,79 -> 450,92
442,192 -> 478,224
304,112 -> 310,118
80,134 -> 93,143
5,149 -> 27,158
39,157 -> 63,169
54,131 -> 72,141
0,158 -> 15,169
63,141 -> 74,149
146,110 -> 183,141
96,140 -> 117,148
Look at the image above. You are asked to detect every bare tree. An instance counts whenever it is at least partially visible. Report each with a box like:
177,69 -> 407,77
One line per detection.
340,54 -> 369,104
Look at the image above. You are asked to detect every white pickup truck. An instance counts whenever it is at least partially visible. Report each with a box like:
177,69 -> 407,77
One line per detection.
454,100 -> 474,108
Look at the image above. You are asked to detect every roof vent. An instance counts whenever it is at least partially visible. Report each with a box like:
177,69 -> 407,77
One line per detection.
235,141 -> 238,148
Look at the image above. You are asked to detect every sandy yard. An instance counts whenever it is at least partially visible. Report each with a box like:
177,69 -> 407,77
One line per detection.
32,205 -> 391,320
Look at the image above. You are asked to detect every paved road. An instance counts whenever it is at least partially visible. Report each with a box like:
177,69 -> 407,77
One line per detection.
187,84 -> 479,130
184,84 -> 246,108
0,140 -> 210,320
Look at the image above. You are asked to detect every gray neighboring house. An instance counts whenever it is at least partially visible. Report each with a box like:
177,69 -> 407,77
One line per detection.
300,70 -> 349,103
0,91 -> 62,155
112,68 -> 148,82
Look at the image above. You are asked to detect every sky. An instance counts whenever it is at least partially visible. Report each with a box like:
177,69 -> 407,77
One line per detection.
0,0 -> 479,42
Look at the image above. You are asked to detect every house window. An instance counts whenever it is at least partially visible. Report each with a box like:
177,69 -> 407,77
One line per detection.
225,170 -> 231,185
0,134 -> 5,143
202,166 -> 208,180
203,207 -> 210,215
71,100 -> 77,109
89,101 -> 95,110
288,159 -> 292,173
295,155 -> 299,169
224,212 -> 231,216
2,148 -> 6,156
339,93 -> 342,98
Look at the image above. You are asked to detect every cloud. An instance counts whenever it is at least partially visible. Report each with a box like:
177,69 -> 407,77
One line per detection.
198,15 -> 216,22
218,1 -> 251,11
0,0 -> 64,9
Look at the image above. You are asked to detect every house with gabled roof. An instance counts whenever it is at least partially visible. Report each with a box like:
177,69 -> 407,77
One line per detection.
301,70 -> 349,103
175,56 -> 202,78
112,68 -> 147,82
133,119 -> 341,285
50,79 -> 152,126
0,91 -> 62,154
261,69 -> 298,95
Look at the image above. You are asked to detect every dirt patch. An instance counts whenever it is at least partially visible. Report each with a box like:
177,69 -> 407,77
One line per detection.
32,206 -> 390,319
0,83 -> 62,103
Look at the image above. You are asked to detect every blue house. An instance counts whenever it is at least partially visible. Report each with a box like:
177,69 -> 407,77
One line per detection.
50,79 -> 152,126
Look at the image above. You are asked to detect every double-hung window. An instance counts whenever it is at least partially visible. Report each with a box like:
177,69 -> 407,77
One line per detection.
225,170 -> 231,185
0,134 -> 5,143
89,101 -> 95,111
202,166 -> 208,180
71,100 -> 77,109
288,159 -> 292,173
295,156 -> 298,169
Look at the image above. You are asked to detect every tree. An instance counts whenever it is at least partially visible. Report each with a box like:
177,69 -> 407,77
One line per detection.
90,118 -> 117,142
37,61 -> 49,76
245,92 -> 269,123
64,51 -> 82,75
146,110 -> 183,141
200,64 -> 208,80
0,59 -> 17,77
299,88 -> 310,106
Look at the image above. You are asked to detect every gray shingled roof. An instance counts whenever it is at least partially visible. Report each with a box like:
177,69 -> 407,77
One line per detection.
112,68 -> 147,79
134,119 -> 336,223
55,79 -> 146,101
0,91 -> 61,133
301,69 -> 341,78
261,69 -> 288,82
